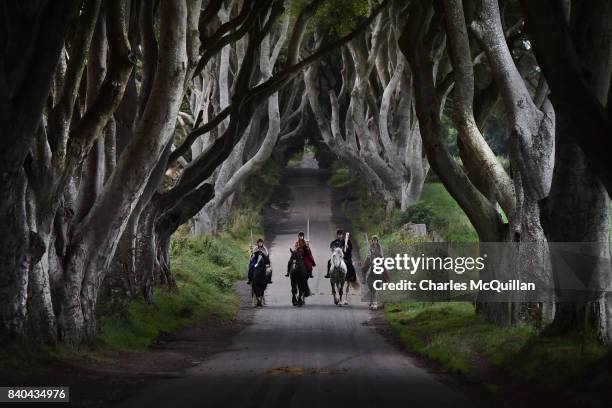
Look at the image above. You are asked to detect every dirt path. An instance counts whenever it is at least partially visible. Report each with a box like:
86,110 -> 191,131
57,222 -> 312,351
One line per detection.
111,156 -> 474,408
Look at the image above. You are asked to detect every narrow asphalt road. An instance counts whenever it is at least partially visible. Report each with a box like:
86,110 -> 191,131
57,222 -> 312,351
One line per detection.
118,156 -> 472,408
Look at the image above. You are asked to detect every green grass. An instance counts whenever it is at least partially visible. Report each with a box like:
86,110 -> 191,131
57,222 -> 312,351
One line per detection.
412,183 -> 478,242
0,344 -> 98,380
0,151 -> 280,379
386,302 -> 612,397
0,231 -> 251,380
96,231 -> 248,351
287,149 -> 305,166
96,151 -> 284,352
329,162 -> 612,403
328,166 -> 354,188
329,163 -> 477,246
386,302 -> 534,373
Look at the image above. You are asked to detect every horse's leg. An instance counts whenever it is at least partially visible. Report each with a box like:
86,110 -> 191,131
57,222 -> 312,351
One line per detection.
299,280 -> 305,306
344,283 -> 349,305
291,278 -> 298,306
367,275 -> 373,309
301,274 -> 308,306
261,282 -> 267,306
331,280 -> 338,305
372,285 -> 379,309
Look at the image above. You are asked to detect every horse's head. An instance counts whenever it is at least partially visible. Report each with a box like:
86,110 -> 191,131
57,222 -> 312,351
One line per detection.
331,247 -> 344,267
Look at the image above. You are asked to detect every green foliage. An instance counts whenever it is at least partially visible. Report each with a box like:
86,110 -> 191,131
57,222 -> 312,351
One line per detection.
303,143 -> 317,155
418,183 -> 478,242
97,234 -> 248,351
328,165 -> 354,188
287,149 -> 304,166
385,302 -> 612,400
330,160 -> 477,243
329,165 -> 389,249
94,144 -> 285,352
386,302 -> 533,373
314,0 -> 371,36
397,202 -> 434,226
288,0 -> 374,37
0,232 -> 251,377
441,114 -> 460,156
230,158 -> 282,238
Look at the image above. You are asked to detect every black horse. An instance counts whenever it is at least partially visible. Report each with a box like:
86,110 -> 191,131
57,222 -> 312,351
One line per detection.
288,248 -> 310,306
251,253 -> 268,307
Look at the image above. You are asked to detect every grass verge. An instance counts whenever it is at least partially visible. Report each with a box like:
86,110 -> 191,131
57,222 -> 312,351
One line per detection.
385,302 -> 612,404
96,229 -> 248,351
329,164 -> 477,247
329,163 -> 612,404
0,207 -> 253,379
92,157 -> 283,351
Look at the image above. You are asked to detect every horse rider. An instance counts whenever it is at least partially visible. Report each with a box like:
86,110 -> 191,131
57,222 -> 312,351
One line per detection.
247,238 -> 271,285
285,231 -> 316,278
364,235 -> 383,264
325,229 -> 356,282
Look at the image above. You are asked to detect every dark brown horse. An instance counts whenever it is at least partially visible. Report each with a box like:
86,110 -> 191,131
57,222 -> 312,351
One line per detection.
288,248 -> 309,306
251,253 -> 268,307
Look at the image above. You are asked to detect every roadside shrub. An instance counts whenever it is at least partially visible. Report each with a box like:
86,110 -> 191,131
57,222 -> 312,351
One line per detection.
187,236 -> 233,267
397,202 -> 435,226
328,166 -> 354,188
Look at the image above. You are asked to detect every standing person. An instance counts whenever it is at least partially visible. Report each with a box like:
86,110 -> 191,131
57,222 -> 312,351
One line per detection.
286,231 -> 315,278
326,229 -> 356,281
247,238 -> 271,285
362,235 -> 384,309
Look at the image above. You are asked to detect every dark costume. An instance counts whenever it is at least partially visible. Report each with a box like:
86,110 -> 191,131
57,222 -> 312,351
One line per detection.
287,240 -> 315,276
328,238 -> 357,281
248,246 -> 271,283
287,245 -> 312,297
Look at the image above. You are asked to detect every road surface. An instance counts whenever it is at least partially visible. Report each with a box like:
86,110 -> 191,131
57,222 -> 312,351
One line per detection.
118,155 -> 472,407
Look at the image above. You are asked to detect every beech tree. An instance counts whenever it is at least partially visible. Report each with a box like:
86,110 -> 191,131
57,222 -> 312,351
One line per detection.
397,0 -> 555,324
1,0 -> 287,345
398,0 -> 506,243
520,0 -> 612,195
1,0 -> 611,348
0,0 -> 81,341
307,1 -> 429,210
124,0 -> 390,306
526,0 -> 612,342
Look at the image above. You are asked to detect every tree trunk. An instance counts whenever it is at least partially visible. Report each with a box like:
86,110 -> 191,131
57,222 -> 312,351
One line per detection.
0,1 -> 79,342
399,1 -> 505,243
0,170 -> 33,339
543,0 -> 612,341
520,0 -> 612,195
58,0 -> 189,346
472,0 -> 555,315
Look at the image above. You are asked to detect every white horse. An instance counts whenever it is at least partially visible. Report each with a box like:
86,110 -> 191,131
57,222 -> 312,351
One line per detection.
329,248 -> 349,305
